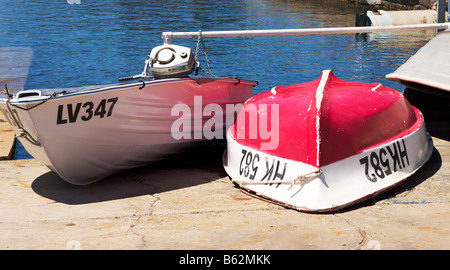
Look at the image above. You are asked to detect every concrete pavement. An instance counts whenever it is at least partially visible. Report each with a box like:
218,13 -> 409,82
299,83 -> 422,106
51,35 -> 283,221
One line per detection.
0,119 -> 448,250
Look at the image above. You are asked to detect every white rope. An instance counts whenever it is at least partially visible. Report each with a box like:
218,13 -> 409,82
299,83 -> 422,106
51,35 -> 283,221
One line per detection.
232,169 -> 322,190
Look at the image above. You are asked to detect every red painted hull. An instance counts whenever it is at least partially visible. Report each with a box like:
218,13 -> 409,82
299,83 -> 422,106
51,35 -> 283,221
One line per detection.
230,70 -> 419,166
224,70 -> 433,212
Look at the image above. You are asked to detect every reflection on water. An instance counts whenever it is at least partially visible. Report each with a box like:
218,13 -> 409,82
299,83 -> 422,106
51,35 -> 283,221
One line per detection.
0,0 -> 435,93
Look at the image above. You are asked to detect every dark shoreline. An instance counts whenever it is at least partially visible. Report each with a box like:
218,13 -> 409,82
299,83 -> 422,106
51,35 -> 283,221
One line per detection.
347,0 -> 444,10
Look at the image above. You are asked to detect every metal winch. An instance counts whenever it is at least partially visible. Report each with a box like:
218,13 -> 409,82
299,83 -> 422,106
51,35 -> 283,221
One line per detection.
118,44 -> 197,82
149,44 -> 195,79
118,31 -> 215,82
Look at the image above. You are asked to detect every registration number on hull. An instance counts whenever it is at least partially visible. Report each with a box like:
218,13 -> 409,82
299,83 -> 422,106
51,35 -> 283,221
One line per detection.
239,149 -> 287,185
56,97 -> 118,125
359,139 -> 410,183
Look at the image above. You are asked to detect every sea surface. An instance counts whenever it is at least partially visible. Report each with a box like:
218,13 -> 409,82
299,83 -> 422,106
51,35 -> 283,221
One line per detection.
0,0 -> 437,159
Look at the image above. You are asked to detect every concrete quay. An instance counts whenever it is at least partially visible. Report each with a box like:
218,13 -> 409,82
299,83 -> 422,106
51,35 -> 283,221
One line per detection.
0,117 -> 448,250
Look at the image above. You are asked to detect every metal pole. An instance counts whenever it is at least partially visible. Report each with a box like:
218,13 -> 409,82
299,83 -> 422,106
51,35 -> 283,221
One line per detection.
437,0 -> 446,32
438,0 -> 446,24
162,23 -> 450,44
448,0 -> 450,22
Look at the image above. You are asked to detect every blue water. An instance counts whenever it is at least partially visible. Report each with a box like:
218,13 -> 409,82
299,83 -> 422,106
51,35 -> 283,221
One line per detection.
0,0 -> 435,159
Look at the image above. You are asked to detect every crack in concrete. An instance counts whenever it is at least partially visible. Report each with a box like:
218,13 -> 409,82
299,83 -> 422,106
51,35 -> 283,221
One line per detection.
333,213 -> 369,250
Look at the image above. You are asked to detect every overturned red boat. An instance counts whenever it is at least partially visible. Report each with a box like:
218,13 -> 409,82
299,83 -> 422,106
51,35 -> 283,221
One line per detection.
223,70 -> 433,212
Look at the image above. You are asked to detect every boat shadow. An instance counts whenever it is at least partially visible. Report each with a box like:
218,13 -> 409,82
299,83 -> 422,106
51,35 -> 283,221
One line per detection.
31,142 -> 444,211
339,146 -> 443,213
31,142 -> 229,205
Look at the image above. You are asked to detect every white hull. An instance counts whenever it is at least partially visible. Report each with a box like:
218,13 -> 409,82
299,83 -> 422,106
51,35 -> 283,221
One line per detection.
0,76 -> 255,185
224,121 -> 433,212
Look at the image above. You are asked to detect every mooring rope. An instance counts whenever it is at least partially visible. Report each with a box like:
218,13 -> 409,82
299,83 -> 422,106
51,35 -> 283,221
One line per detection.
232,169 -> 322,190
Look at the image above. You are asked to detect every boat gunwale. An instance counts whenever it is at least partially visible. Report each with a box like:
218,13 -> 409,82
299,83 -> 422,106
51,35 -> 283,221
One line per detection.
0,76 -> 258,104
